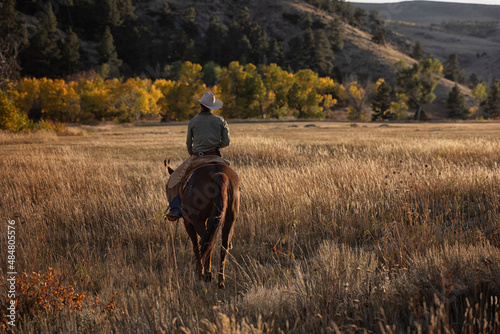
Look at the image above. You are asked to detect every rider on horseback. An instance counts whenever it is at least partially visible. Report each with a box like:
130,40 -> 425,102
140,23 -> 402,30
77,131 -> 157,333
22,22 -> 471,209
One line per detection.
165,91 -> 230,221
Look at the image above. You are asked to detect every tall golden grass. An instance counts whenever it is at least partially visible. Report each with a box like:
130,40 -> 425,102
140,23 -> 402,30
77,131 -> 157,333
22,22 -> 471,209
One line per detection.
1,122 -> 499,333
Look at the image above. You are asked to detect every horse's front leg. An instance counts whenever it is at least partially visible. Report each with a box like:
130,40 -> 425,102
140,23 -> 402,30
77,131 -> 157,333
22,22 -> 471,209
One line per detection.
184,221 -> 203,280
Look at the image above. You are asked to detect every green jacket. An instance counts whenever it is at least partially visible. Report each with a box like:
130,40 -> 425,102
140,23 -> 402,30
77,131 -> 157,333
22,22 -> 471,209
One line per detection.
186,111 -> 230,155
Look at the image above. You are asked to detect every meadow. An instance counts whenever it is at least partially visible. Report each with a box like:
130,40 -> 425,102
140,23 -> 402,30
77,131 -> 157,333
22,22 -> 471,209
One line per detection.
1,121 -> 499,333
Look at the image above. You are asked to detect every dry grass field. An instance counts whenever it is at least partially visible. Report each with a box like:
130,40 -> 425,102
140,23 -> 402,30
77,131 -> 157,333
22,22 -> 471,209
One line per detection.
1,121 -> 500,333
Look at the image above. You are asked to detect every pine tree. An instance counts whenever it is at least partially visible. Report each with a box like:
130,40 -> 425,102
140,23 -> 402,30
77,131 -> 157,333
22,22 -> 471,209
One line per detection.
446,84 -> 468,119
486,79 -> 500,118
412,41 -> 424,60
100,26 -> 122,77
61,28 -> 81,75
268,38 -> 284,65
443,53 -> 466,84
202,16 -> 227,64
162,0 -> 171,15
327,18 -> 344,52
101,0 -> 135,27
311,29 -> 334,77
21,3 -> 61,77
182,7 -> 198,38
371,79 -> 393,121
368,10 -> 386,45
351,7 -> 366,28
0,0 -> 28,83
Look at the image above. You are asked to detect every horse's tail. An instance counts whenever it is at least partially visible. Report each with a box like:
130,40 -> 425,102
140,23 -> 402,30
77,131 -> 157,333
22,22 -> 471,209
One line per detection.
198,172 -> 229,264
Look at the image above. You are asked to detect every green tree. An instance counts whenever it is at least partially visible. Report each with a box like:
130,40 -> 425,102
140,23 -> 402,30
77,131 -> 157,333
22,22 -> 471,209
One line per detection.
261,63 -> 294,118
470,82 -> 487,119
202,61 -> 222,86
371,79 -> 393,121
287,69 -> 324,119
486,79 -> 500,118
443,53 -> 466,84
100,26 -> 122,78
218,61 -> 265,119
393,58 -> 442,121
446,84 -> 468,119
61,28 -> 81,75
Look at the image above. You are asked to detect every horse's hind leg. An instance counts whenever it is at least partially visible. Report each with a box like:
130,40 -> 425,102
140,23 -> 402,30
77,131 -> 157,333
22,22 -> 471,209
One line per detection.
184,221 -> 203,280
203,252 -> 213,282
218,215 -> 235,289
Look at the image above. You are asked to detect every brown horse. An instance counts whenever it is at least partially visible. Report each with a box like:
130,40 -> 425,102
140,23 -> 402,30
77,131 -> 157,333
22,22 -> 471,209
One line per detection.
166,161 -> 240,289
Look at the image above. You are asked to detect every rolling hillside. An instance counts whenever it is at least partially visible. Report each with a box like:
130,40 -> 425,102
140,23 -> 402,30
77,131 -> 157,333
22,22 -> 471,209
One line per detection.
9,0 -> 480,118
353,1 -> 500,81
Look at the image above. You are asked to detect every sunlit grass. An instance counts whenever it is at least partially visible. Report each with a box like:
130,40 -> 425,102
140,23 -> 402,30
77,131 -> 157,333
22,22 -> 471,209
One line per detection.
1,122 -> 499,333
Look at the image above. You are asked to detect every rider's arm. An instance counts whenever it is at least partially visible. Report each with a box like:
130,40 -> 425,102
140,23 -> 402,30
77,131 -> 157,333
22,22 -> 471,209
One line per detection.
186,122 -> 194,155
220,120 -> 230,149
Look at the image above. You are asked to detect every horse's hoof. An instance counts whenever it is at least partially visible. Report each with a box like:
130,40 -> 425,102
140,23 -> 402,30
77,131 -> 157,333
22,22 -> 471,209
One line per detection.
204,272 -> 213,282
218,281 -> 225,289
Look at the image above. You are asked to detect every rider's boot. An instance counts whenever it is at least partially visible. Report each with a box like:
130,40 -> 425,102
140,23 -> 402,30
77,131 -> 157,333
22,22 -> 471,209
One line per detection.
166,195 -> 182,221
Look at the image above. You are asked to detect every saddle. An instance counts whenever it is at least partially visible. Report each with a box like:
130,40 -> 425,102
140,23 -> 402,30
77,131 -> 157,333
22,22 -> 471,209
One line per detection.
166,156 -> 230,201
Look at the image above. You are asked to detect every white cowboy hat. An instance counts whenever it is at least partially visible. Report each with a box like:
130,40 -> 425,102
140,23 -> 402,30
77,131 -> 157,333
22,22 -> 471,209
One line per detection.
194,92 -> 223,110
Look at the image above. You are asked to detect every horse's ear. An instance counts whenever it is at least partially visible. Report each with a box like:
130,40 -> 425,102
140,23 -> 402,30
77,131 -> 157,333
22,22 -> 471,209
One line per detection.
165,159 -> 174,175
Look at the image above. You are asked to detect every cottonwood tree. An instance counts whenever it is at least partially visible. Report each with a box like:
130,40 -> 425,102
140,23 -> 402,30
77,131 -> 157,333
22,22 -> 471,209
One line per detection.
218,61 -> 265,119
469,82 -> 487,118
393,58 -> 442,121
345,80 -> 369,121
261,63 -> 295,118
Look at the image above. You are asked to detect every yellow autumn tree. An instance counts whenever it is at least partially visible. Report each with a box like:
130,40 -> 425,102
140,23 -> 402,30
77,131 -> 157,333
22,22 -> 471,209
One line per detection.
36,78 -> 81,122
113,78 -> 162,122
75,76 -> 112,122
0,91 -> 32,132
345,81 -> 369,121
7,78 -> 40,116
154,79 -> 176,122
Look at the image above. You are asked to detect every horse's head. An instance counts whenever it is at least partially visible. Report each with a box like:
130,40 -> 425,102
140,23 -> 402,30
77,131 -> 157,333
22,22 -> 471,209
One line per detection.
164,159 -> 175,175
